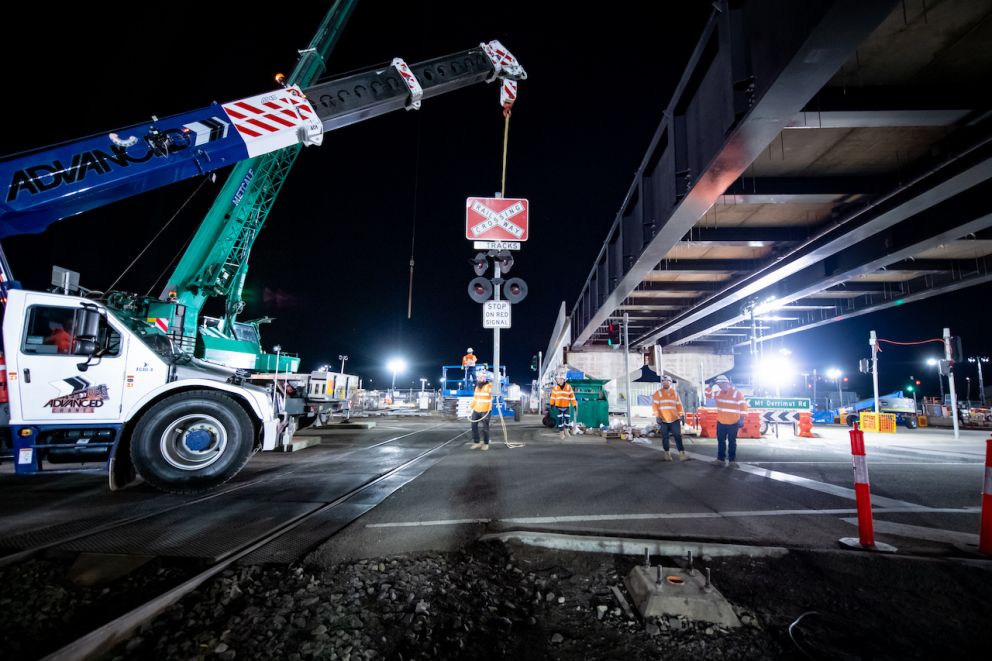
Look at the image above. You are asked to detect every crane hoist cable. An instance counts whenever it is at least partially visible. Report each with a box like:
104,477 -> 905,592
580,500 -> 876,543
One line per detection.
105,174 -> 214,295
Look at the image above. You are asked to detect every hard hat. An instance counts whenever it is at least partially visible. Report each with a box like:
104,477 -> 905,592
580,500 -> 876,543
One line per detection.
662,375 -> 672,382
467,347 -> 474,353
714,374 -> 730,384
476,370 -> 490,382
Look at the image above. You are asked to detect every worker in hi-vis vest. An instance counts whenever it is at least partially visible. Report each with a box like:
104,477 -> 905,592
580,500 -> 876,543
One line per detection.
461,347 -> 477,383
549,372 -> 578,439
468,369 -> 492,450
712,374 -> 747,468
652,375 -> 687,461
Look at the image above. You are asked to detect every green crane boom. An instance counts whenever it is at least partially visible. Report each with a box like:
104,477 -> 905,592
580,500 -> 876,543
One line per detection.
163,0 -> 357,372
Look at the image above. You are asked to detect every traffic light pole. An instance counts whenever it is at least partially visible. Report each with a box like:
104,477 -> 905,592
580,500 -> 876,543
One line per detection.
944,327 -> 960,439
623,313 -> 632,427
870,331 -> 880,414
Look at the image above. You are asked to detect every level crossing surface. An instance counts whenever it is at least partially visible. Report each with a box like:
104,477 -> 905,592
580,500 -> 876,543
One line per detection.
0,417 -> 985,565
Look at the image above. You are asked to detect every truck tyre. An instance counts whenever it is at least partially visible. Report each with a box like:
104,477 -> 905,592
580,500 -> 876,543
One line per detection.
905,416 -> 918,429
512,404 -> 522,422
131,390 -> 254,494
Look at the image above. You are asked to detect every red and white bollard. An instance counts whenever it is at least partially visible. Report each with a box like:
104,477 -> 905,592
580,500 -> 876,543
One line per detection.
840,422 -> 896,552
980,438 -> 992,555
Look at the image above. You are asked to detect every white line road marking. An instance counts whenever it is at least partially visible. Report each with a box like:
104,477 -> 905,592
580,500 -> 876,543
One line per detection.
841,518 -> 980,545
366,506 -> 978,529
680,451 -> 920,507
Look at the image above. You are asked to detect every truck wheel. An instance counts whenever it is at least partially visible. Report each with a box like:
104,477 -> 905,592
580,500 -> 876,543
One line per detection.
847,414 -> 858,427
131,391 -> 254,494
512,404 -> 522,422
905,416 -> 918,429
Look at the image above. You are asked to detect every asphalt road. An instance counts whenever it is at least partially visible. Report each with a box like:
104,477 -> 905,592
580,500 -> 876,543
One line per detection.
308,416 -> 989,564
0,415 -> 986,564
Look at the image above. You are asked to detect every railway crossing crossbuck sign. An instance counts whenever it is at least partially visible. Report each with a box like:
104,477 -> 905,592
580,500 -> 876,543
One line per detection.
466,197 -> 529,241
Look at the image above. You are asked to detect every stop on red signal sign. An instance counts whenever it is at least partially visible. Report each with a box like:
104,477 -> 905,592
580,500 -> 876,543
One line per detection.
465,197 -> 529,241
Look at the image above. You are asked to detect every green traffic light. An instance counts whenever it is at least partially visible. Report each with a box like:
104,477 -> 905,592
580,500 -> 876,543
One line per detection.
906,385 -> 915,392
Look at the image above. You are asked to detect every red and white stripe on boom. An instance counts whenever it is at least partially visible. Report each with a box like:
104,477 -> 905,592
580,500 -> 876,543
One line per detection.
480,40 -> 527,108
222,85 -> 323,157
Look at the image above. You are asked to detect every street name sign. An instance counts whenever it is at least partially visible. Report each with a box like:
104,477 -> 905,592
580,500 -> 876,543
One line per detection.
466,197 -> 529,241
483,300 -> 511,328
746,397 -> 811,410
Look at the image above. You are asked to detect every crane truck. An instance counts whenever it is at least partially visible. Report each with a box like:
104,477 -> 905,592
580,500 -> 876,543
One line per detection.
0,37 -> 526,493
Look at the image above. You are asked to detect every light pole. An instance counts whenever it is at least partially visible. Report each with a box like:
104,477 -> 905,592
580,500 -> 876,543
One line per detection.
339,354 -> 349,373
966,376 -> 972,403
927,358 -> 944,401
387,358 -> 406,401
419,378 -> 427,392
826,368 -> 842,409
968,356 -> 989,406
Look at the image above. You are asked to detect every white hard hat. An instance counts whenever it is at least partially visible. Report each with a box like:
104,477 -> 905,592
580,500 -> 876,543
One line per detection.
467,347 -> 474,353
714,374 -> 730,384
476,370 -> 490,381
662,375 -> 672,382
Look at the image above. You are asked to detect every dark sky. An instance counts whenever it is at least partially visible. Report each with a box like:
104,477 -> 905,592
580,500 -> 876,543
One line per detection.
1,2 -> 988,399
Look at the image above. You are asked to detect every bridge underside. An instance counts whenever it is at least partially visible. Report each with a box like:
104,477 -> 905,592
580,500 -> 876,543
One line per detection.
569,0 -> 992,359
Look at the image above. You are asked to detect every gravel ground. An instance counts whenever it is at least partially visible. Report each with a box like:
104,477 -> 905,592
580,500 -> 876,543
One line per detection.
0,556 -> 194,660
88,540 -> 991,661
4,541 -> 990,660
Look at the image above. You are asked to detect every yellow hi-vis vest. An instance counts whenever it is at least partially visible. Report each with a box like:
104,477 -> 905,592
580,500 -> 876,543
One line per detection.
470,382 -> 492,413
715,387 -> 747,424
651,386 -> 684,422
462,353 -> 477,367
550,383 -> 577,408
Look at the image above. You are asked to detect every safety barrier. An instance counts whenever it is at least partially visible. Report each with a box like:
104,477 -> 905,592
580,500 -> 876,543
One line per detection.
738,410 -> 762,438
859,412 -> 879,432
697,408 -> 716,438
981,438 -> 992,555
917,415 -> 929,428
798,412 -> 814,438
878,413 -> 898,433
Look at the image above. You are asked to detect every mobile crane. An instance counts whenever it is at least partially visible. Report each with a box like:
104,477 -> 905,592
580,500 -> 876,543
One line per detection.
0,27 -> 526,493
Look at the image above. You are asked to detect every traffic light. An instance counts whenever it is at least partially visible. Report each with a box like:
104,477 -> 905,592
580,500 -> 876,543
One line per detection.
915,379 -> 921,386
607,320 -> 622,347
906,383 -> 915,392
530,355 -> 538,371
467,277 -> 493,303
503,277 -> 528,303
951,336 -> 964,363
470,252 -> 489,276
495,250 -> 514,273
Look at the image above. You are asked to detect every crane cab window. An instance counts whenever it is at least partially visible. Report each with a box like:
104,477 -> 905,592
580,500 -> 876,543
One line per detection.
22,305 -> 121,357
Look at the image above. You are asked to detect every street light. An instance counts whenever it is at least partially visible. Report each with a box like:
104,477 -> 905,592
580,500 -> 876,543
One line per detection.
826,368 -> 842,408
339,354 -> 349,373
927,357 -> 945,401
386,358 -> 407,400
967,356 -> 989,406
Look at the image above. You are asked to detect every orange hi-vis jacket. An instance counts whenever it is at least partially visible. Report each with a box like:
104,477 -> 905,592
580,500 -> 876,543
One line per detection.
715,386 -> 747,424
651,386 -> 684,422
462,353 -> 477,367
470,382 -> 492,413
550,383 -> 577,408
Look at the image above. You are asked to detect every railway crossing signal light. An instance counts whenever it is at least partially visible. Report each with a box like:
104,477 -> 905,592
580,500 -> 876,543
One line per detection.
495,250 -> 514,273
503,277 -> 528,303
470,252 -> 489,276
467,277 -> 493,303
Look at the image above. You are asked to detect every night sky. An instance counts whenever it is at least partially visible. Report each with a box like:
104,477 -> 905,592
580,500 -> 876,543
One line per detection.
1,2 -> 988,401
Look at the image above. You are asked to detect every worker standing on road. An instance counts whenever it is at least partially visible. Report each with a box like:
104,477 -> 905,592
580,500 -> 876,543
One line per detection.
713,374 -> 747,468
468,369 -> 492,450
462,347 -> 477,384
652,375 -> 687,461
550,372 -> 578,439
